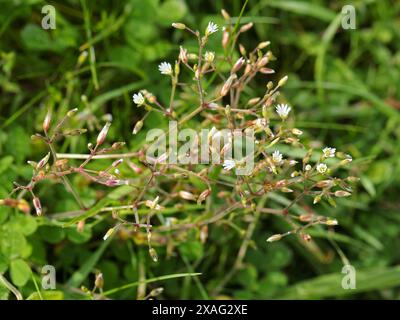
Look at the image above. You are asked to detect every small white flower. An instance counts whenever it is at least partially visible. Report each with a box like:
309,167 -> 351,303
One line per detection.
275,104 -> 291,119
205,21 -> 218,36
305,164 -> 312,171
158,62 -> 172,75
316,163 -> 328,174
132,92 -> 145,106
222,159 -> 236,171
204,51 -> 215,63
272,150 -> 283,164
323,147 -> 336,158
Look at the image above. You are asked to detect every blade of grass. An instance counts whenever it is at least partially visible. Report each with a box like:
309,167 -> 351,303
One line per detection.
103,272 -> 202,296
277,265 -> 400,299
80,0 -> 99,90
67,236 -> 112,287
315,13 -> 342,107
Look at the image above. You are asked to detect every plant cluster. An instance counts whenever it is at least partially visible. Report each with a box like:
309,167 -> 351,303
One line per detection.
1,8 -> 357,299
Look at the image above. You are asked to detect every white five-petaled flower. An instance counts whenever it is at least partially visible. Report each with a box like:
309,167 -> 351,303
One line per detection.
158,62 -> 172,75
305,164 -> 312,171
275,104 -> 291,119
204,51 -> 215,63
316,163 -> 328,174
272,150 -> 283,164
323,147 -> 336,158
132,92 -> 145,106
205,21 -> 218,36
222,159 -> 236,171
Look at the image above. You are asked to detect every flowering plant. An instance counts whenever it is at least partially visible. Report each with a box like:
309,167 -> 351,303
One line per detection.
2,9 -> 356,298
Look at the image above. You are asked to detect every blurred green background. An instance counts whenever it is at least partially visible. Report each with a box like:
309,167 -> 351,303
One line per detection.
0,0 -> 400,299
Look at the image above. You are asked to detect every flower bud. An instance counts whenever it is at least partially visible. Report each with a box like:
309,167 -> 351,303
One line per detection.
334,190 -> 351,197
292,128 -> 303,135
112,159 -> 124,167
149,247 -> 158,262
240,22 -> 253,33
221,9 -> 230,20
313,194 -> 322,204
239,44 -> 246,56
132,120 -> 143,134
197,189 -> 211,204
220,74 -> 237,97
77,51 -> 88,68
149,287 -> 164,297
248,97 -> 260,106
36,152 -> 50,170
316,180 -> 334,188
95,273 -> 104,290
259,67 -> 275,74
267,234 -> 282,243
128,162 -> 143,174
97,122 -> 111,146
232,57 -> 245,73
179,191 -> 196,201
103,228 -> 115,240
278,75 -> 288,87
200,225 -> 208,244
111,142 -> 125,150
257,41 -> 270,49
33,197 -> 42,216
222,30 -> 229,49
257,56 -> 269,68
77,220 -> 85,232
325,219 -> 338,226
179,46 -> 188,64
172,22 -> 186,30
67,108 -> 78,117
43,110 -> 51,133
301,234 -> 312,242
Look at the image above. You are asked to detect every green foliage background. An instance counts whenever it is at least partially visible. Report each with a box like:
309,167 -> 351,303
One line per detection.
0,0 -> 400,299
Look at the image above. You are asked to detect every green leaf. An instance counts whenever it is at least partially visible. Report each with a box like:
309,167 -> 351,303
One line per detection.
21,24 -> 52,51
0,156 -> 13,175
8,214 -> 38,236
62,198 -> 116,227
26,290 -> 64,300
66,227 -> 92,244
277,266 -> 400,299
0,253 -> 8,273
361,175 -> 376,198
0,228 -> 27,259
67,237 -> 112,288
10,259 -> 31,287
157,0 -> 188,26
178,241 -> 203,262
38,226 -> 65,244
265,1 -> 336,22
